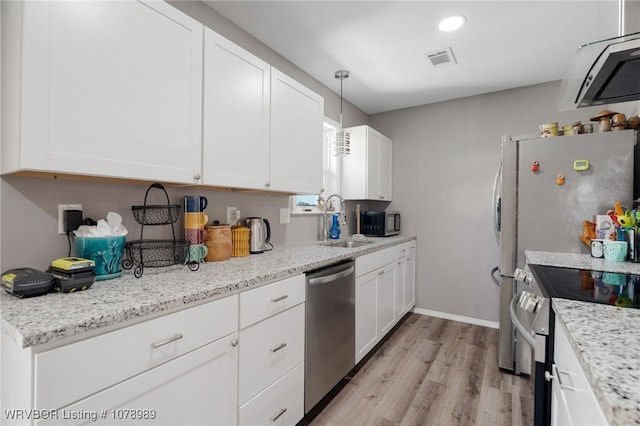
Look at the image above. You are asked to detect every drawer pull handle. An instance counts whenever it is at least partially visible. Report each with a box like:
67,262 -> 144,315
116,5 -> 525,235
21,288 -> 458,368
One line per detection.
547,365 -> 576,391
270,407 -> 287,422
151,334 -> 183,349
231,338 -> 239,347
270,342 -> 287,353
271,295 -> 289,303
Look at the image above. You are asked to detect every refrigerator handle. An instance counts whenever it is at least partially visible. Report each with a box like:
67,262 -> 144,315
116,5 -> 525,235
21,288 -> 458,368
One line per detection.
490,266 -> 501,286
492,162 -> 502,245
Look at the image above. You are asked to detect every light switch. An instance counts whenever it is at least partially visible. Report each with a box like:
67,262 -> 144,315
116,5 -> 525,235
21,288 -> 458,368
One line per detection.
280,208 -> 290,224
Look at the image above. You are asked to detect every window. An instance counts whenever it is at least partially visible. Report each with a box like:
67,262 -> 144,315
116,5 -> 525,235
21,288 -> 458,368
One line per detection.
291,118 -> 341,214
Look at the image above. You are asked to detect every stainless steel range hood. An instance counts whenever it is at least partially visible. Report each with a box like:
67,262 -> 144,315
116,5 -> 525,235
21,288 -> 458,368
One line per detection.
557,32 -> 640,110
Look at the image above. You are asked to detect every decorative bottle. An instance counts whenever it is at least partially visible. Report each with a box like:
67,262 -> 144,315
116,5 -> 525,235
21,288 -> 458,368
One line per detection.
329,214 -> 341,240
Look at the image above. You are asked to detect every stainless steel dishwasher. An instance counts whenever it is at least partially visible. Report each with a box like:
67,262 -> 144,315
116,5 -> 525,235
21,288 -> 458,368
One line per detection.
305,260 -> 355,414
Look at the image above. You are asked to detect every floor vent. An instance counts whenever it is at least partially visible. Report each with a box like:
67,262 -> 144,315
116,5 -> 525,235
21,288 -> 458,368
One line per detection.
425,47 -> 457,67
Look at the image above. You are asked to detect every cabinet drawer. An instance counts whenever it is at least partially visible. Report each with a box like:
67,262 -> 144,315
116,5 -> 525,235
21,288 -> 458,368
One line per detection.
356,246 -> 395,277
239,303 -> 305,404
407,240 -> 416,257
239,362 -> 304,426
35,295 -> 238,410
396,242 -> 408,260
240,275 -> 305,328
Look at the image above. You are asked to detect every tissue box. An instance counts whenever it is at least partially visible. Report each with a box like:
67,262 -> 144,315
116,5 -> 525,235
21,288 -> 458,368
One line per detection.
594,215 -> 615,240
75,236 -> 126,280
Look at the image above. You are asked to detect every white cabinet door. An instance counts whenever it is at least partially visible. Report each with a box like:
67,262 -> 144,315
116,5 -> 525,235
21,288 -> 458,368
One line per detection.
551,319 -> 608,426
5,1 -> 203,184
378,134 -> 393,201
395,256 -> 407,319
270,67 -> 324,194
405,244 -> 416,312
38,335 -> 239,426
202,28 -> 271,190
378,262 -> 396,337
341,125 -> 393,201
355,269 -> 378,363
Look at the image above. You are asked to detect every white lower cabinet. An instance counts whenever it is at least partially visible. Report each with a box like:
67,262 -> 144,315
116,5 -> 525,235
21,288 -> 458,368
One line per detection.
551,318 -> 608,426
39,335 -> 239,426
33,295 -> 239,425
355,240 -> 417,364
355,269 -> 379,363
238,276 -> 306,425
394,255 -> 407,319
377,262 -> 396,338
404,241 -> 417,312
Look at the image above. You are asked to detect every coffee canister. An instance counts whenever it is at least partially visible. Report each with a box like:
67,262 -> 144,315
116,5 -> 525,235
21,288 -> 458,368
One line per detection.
205,225 -> 232,262
231,227 -> 250,257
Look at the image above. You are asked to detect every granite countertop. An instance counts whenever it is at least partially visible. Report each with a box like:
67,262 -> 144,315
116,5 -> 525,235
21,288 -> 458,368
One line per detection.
1,235 -> 416,349
526,250 -> 640,426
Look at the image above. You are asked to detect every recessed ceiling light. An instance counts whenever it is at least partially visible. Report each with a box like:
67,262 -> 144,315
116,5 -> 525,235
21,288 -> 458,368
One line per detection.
439,15 -> 466,32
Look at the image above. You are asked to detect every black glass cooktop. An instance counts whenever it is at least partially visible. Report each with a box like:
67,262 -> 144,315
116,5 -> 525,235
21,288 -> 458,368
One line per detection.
529,264 -> 640,309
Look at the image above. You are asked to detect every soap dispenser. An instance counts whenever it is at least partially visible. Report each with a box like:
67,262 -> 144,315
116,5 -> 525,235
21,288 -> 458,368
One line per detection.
329,213 -> 341,240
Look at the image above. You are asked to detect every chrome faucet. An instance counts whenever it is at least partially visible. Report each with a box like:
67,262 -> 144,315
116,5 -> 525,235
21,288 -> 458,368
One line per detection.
323,193 -> 346,241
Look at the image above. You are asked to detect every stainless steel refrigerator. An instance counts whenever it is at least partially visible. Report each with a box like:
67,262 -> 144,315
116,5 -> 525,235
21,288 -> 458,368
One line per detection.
492,129 -> 636,375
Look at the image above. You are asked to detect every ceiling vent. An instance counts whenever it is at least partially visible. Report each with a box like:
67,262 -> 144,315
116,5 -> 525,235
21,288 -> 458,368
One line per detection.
425,47 -> 457,67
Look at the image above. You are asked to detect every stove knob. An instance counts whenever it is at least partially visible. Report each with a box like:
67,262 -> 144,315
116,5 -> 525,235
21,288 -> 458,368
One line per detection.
514,268 -> 533,286
519,290 -> 540,313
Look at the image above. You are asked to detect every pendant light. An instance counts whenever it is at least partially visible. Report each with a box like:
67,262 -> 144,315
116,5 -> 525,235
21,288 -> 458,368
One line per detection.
334,70 -> 350,157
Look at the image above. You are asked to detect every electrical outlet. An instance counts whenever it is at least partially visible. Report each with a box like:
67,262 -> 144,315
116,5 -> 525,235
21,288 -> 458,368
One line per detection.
58,204 -> 83,234
226,207 -> 237,225
280,208 -> 290,224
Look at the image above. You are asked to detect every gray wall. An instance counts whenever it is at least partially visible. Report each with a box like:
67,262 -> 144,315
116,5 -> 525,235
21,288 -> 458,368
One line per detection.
0,177 -> 325,271
369,81 -> 639,323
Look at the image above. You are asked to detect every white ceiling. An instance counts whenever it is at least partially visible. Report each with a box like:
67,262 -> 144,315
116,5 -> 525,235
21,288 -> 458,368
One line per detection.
204,1 -> 621,115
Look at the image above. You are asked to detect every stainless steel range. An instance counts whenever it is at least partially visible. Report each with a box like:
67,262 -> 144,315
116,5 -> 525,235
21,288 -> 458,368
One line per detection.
512,264 -> 640,426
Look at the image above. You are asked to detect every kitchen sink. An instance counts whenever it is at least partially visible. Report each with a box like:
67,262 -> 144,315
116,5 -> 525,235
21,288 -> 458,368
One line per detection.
324,240 -> 373,248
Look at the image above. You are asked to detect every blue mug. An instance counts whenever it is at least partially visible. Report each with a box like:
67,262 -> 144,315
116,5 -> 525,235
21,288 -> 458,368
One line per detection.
184,196 -> 208,213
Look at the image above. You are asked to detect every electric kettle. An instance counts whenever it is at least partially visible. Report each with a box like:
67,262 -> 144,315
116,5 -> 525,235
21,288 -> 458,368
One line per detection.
245,217 -> 271,253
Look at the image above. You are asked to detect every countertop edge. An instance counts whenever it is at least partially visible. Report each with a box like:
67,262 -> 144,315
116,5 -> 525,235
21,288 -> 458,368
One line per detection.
1,236 -> 416,349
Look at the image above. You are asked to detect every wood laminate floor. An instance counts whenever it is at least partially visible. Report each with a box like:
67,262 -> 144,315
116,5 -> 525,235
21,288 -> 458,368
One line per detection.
308,313 -> 534,426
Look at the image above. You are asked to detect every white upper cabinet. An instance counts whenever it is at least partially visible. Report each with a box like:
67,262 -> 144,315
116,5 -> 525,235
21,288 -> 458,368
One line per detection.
202,28 -> 271,189
202,41 -> 323,193
1,0 -> 204,184
341,125 -> 393,201
270,68 -> 324,194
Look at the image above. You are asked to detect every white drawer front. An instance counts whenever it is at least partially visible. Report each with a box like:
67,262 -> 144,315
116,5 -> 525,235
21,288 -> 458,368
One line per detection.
35,295 -> 238,410
239,303 -> 305,404
240,275 -> 305,328
239,362 -> 304,426
355,246 -> 395,277
395,242 -> 408,260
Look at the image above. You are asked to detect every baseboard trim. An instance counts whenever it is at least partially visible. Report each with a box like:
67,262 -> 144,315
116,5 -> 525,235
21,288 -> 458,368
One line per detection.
411,307 -> 499,329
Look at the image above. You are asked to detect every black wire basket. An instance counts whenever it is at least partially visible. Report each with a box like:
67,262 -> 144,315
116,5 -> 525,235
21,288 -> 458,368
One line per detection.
131,204 -> 180,225
122,183 -> 199,278
123,239 -> 197,278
